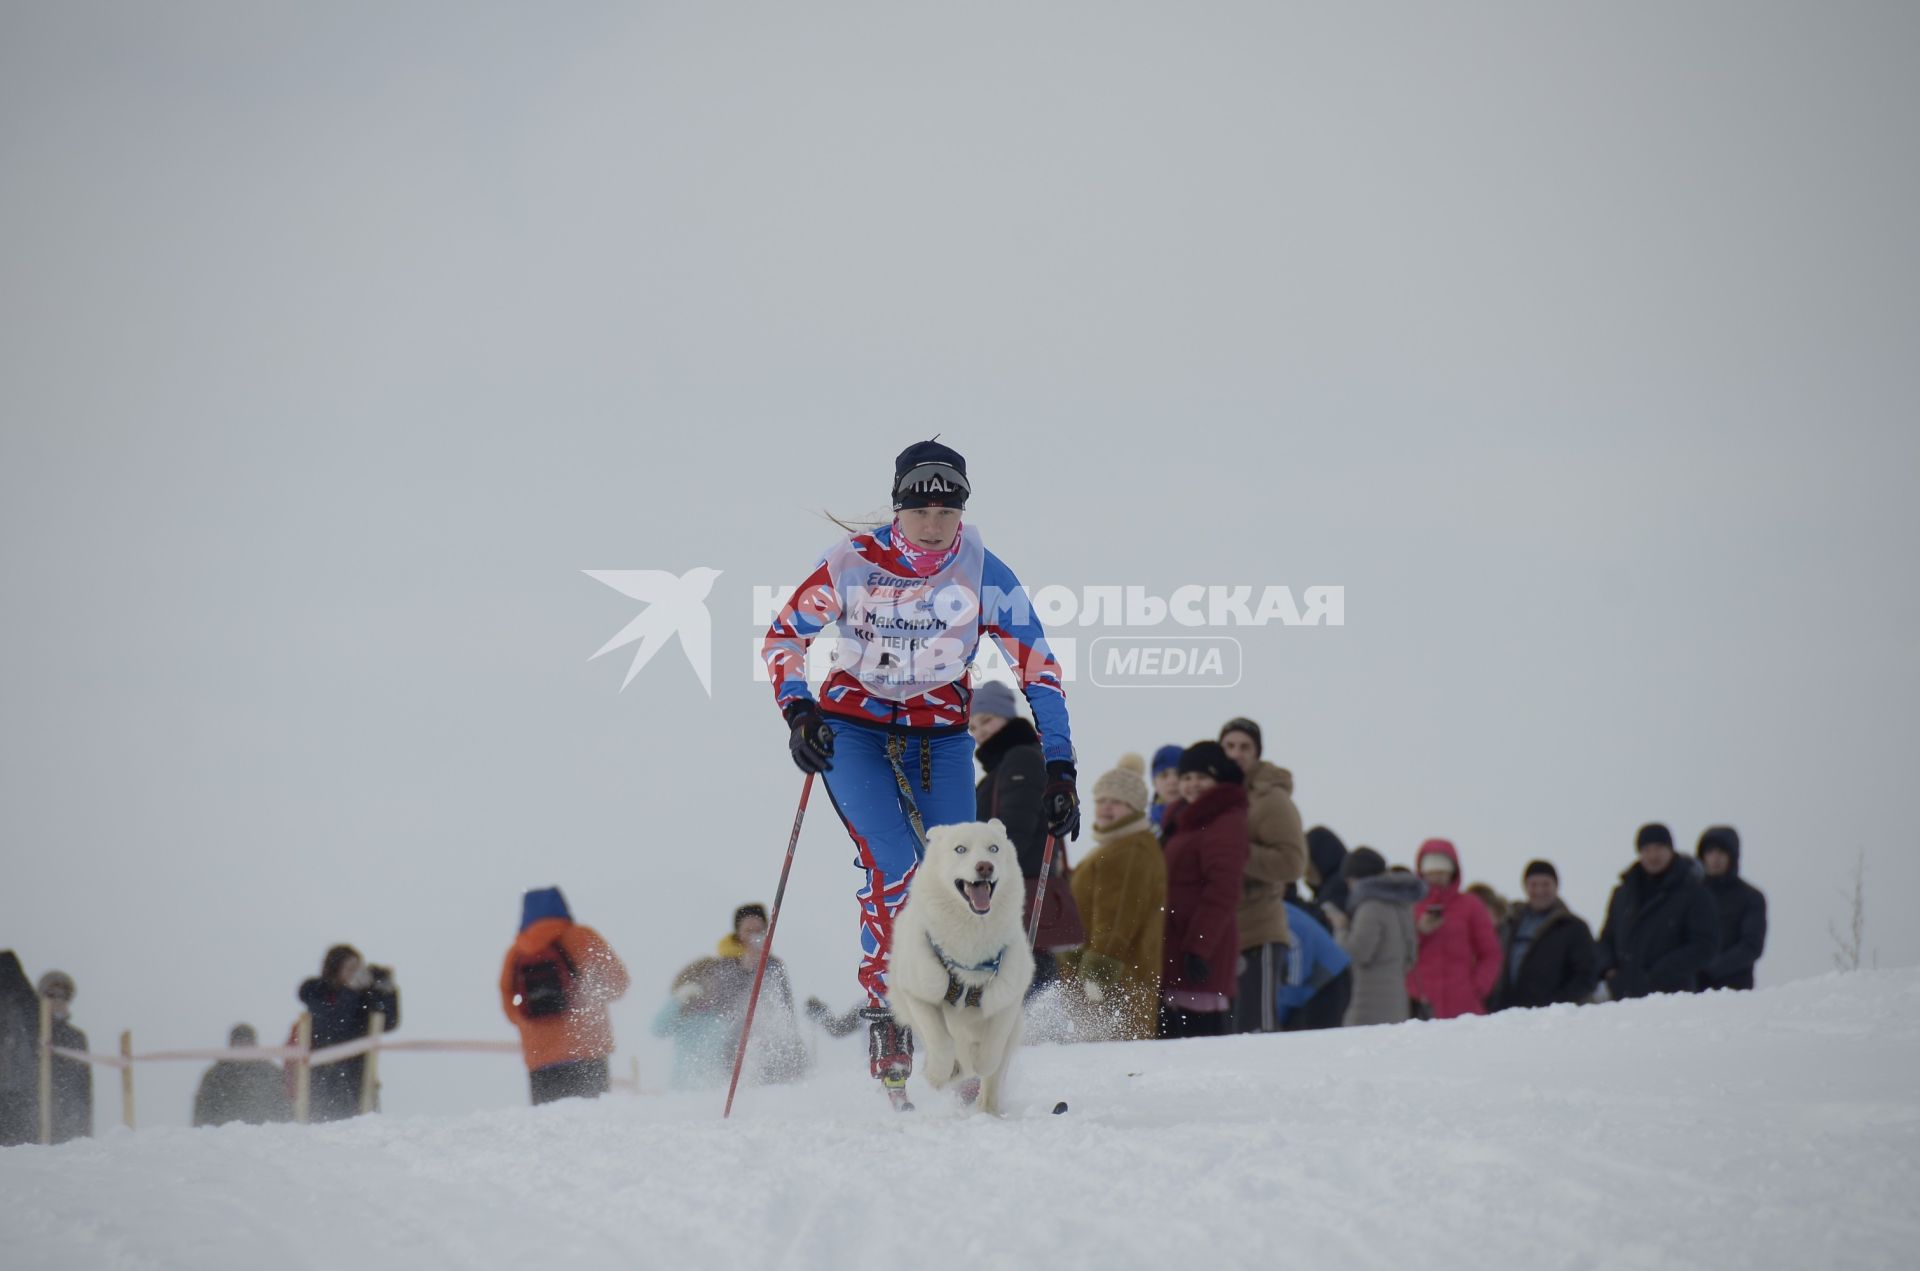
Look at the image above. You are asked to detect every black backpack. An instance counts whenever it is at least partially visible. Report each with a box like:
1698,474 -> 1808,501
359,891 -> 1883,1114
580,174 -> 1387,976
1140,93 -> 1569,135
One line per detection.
512,940 -> 578,1020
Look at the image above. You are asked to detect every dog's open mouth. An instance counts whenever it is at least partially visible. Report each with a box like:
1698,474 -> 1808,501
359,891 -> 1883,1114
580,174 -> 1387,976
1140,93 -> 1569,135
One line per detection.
955,878 -> 996,915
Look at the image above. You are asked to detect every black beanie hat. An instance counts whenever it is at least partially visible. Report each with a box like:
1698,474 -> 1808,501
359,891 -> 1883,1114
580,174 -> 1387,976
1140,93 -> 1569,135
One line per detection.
1523,859 -> 1558,882
1635,823 -> 1674,850
733,903 -> 769,932
892,440 -> 970,510
1343,846 -> 1387,881
1218,717 -> 1263,758
1177,740 -> 1243,785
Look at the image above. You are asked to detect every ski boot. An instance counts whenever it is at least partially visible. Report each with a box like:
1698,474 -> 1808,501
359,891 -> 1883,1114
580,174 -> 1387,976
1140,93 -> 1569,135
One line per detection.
861,1006 -> 914,1112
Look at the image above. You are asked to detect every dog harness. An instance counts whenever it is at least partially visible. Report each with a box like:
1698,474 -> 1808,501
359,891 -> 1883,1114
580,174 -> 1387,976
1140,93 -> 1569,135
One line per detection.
928,933 -> 1005,1009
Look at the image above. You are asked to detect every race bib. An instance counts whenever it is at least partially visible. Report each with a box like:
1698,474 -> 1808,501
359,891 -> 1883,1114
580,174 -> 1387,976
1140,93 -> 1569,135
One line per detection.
822,526 -> 988,701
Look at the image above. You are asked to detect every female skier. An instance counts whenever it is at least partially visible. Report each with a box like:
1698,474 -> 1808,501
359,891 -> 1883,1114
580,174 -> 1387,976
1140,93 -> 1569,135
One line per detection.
761,439 -> 1079,1106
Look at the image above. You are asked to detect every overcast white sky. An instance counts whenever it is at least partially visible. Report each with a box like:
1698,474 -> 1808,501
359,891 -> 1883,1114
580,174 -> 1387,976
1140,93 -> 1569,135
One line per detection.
3,3 -> 1916,1124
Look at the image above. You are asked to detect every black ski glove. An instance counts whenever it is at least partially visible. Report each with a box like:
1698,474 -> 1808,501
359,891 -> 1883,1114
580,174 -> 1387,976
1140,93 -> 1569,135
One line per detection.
784,700 -> 835,774
1042,760 -> 1081,841
1183,953 -> 1211,985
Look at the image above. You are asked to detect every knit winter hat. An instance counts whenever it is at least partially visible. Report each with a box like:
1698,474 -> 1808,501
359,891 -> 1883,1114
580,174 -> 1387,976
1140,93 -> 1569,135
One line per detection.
971,679 -> 1021,720
1177,740 -> 1244,785
1523,859 -> 1559,882
892,439 -> 970,510
229,1023 -> 258,1048
37,970 -> 75,1000
520,887 -> 571,932
1417,847 -> 1458,878
1092,753 -> 1150,813
1343,847 -> 1387,881
734,903 -> 769,933
1636,823 -> 1674,850
1151,744 -> 1184,775
1218,716 -> 1263,757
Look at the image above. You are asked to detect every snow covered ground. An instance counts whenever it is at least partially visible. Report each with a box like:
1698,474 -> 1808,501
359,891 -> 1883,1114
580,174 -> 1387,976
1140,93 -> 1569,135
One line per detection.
5,969 -> 1917,1271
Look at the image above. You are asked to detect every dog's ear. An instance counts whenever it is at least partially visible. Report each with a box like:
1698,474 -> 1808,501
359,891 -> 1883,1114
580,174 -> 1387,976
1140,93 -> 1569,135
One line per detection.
926,824 -> 960,855
985,818 -> 1014,850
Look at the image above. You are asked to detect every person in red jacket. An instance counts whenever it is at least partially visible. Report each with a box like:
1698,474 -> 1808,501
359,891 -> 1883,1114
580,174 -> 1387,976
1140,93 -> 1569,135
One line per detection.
501,887 -> 631,1105
1157,741 -> 1251,1039
1405,840 -> 1502,1019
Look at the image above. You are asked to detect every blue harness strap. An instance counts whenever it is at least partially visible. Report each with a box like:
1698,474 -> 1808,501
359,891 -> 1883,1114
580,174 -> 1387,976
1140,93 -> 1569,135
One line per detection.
928,933 -> 1005,1009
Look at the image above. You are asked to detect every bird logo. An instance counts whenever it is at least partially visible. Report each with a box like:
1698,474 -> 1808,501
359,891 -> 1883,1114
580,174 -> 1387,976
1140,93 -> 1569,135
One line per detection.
584,567 -> 723,696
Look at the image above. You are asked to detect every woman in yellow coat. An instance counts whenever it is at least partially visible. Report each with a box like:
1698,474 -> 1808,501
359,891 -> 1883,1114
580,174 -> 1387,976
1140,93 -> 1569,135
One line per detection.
1067,755 -> 1168,1040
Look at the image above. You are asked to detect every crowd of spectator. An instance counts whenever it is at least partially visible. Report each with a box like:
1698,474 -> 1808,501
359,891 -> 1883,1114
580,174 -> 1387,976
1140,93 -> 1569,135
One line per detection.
958,703 -> 1770,1043
0,709 -> 1772,1140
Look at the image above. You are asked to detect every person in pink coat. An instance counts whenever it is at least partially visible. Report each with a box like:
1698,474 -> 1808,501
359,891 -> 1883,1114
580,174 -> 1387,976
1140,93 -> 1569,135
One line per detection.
1405,839 -> 1501,1019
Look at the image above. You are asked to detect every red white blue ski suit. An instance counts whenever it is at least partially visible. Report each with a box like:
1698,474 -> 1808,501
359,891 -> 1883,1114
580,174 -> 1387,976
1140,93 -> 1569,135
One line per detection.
763,520 -> 1072,1007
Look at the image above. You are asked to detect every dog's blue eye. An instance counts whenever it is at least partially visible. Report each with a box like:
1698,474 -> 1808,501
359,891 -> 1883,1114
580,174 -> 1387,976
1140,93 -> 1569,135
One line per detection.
954,844 -> 965,854
988,844 -> 999,853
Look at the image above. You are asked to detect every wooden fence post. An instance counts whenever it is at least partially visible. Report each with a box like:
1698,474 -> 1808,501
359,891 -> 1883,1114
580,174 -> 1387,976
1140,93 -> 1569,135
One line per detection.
293,1013 -> 312,1125
37,995 -> 53,1146
357,1012 -> 385,1116
119,1031 -> 135,1131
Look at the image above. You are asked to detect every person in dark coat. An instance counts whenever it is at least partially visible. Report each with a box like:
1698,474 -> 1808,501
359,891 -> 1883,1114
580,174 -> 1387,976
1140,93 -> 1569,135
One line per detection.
1492,861 -> 1599,1010
1696,826 -> 1767,991
1596,824 -> 1719,1000
36,971 -> 92,1142
970,679 -> 1084,989
193,1024 -> 294,1127
1304,825 -> 1350,917
0,951 -> 39,1146
1157,741 -> 1251,1039
298,944 -> 400,1121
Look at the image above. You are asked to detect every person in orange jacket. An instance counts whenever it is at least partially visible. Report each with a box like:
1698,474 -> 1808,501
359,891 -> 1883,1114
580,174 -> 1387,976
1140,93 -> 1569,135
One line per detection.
500,887 -> 631,1104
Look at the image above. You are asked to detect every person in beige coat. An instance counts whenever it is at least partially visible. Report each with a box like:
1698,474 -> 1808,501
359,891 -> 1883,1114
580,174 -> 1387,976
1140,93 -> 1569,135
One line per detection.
1064,754 -> 1168,1041
1332,848 -> 1426,1026
1219,717 -> 1309,1032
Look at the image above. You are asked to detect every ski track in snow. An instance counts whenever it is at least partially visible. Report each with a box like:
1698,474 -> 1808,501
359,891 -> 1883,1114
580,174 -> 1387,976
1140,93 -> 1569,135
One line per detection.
6,970 -> 1919,1271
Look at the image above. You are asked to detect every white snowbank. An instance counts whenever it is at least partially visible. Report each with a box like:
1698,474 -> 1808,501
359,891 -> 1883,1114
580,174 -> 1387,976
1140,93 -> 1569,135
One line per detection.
6,970 -> 1918,1271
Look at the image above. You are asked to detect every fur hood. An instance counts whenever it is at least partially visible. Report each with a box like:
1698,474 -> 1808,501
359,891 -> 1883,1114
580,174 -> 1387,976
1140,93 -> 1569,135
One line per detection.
974,717 -> 1041,773
1349,873 -> 1428,909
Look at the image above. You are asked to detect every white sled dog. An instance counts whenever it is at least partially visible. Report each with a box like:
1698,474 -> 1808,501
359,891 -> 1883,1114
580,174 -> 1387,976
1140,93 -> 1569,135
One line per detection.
889,819 -> 1036,1113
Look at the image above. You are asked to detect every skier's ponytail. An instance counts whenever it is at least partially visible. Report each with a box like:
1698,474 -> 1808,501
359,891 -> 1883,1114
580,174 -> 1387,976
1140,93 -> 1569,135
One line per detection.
822,508 -> 887,536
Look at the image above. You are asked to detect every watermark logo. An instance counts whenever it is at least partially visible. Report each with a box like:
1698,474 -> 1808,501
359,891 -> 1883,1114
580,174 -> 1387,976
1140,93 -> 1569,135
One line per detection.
1088,636 -> 1243,689
585,568 -> 723,695
587,572 -> 1340,695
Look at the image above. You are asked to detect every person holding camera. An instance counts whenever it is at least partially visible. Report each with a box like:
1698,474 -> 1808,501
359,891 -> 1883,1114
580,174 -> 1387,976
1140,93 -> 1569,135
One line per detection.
298,944 -> 399,1121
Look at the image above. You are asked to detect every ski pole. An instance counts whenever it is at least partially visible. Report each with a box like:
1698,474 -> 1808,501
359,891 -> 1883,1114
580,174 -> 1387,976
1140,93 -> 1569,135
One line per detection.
724,772 -> 815,1119
1026,833 -> 1058,950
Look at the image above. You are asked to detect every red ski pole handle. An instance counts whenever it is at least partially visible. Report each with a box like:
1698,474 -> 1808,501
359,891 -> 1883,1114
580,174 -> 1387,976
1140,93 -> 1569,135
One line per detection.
1026,833 -> 1058,951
